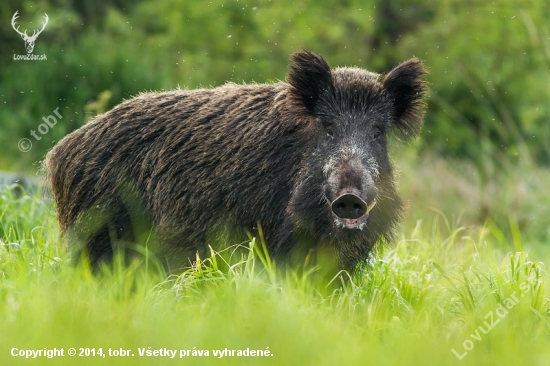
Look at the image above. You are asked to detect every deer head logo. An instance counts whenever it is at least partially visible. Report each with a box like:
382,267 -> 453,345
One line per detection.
11,11 -> 49,54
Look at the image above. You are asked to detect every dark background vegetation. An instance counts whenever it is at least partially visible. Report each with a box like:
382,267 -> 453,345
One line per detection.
0,0 -> 549,242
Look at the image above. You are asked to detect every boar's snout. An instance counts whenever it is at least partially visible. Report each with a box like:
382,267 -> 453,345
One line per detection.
328,182 -> 378,230
331,194 -> 367,219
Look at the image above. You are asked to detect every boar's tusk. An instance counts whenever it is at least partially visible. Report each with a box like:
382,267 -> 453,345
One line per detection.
366,200 -> 377,213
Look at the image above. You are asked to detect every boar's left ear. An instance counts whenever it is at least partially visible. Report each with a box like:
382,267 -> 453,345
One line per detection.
382,58 -> 428,139
287,51 -> 332,113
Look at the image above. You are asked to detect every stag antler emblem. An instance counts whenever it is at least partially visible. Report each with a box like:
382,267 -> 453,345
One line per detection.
11,11 -> 49,54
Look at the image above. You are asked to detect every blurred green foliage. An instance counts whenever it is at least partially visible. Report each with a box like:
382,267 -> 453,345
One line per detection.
0,0 -> 548,170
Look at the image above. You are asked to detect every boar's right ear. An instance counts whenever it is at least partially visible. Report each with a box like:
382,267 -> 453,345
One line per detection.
382,58 -> 428,139
287,51 -> 332,113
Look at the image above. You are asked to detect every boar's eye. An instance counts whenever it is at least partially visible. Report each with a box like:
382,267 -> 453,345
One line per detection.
325,126 -> 334,139
373,129 -> 382,140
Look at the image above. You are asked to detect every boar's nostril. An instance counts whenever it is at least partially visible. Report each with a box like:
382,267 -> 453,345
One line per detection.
331,194 -> 368,219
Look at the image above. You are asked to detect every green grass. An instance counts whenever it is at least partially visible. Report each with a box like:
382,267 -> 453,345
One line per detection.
1,160 -> 549,366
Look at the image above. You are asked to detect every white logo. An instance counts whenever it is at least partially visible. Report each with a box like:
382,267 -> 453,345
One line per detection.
12,10 -> 48,60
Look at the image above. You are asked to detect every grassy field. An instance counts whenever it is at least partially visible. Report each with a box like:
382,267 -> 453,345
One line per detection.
2,1 -> 549,364
1,153 -> 549,366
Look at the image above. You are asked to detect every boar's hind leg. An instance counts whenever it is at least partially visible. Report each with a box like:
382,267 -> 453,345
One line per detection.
79,224 -> 115,269
68,189 -> 152,271
66,197 -> 121,269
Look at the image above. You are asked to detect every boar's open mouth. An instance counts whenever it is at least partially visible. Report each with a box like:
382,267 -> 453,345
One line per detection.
330,193 -> 377,230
